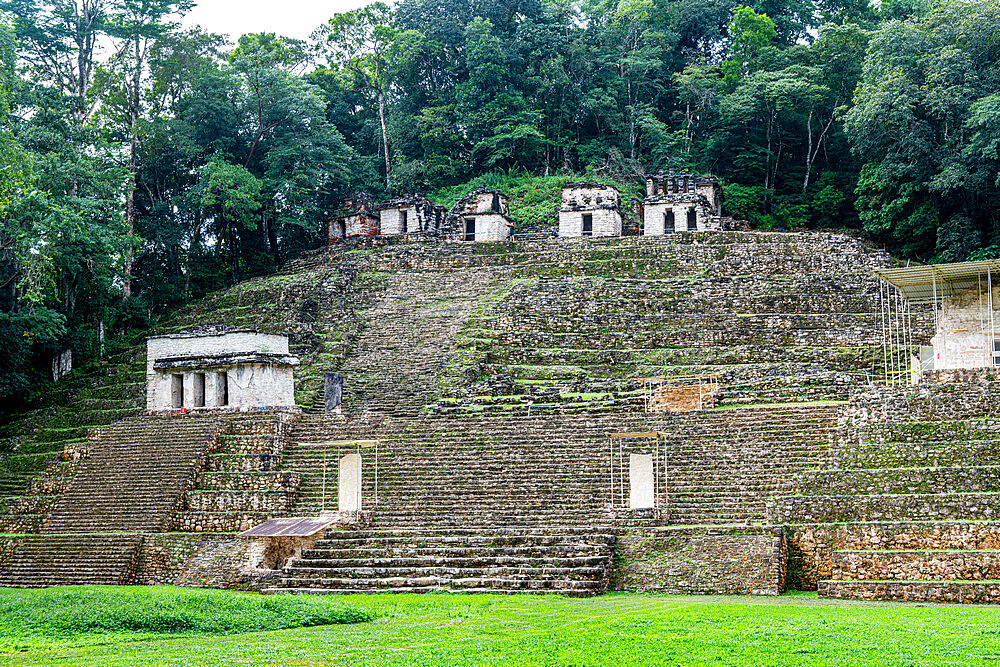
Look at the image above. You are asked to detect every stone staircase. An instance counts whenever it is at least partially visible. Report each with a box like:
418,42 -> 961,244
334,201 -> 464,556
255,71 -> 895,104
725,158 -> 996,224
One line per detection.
316,266 -> 502,419
268,527 -> 616,596
258,404 -> 834,596
281,406 -> 836,528
0,416 -> 223,587
774,384 -> 1000,603
0,534 -> 143,587
174,416 -> 300,533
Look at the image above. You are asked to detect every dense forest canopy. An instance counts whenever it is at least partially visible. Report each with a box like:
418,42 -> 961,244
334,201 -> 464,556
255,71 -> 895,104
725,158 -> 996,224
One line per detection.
0,0 -> 998,406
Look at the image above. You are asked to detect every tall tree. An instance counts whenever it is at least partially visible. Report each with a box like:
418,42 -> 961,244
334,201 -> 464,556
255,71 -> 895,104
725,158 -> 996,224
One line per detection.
313,3 -> 396,186
102,0 -> 191,298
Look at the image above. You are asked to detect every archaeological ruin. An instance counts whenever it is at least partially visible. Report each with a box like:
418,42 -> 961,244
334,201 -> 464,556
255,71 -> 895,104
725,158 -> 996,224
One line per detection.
445,189 -> 513,241
377,194 -> 447,236
558,183 -> 623,238
3,216 -> 1000,604
328,193 -> 380,243
641,171 -> 722,234
146,327 -> 299,412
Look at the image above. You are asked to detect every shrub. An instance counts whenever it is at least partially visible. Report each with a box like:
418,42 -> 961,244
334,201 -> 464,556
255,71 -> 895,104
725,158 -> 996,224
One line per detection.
0,586 -> 372,640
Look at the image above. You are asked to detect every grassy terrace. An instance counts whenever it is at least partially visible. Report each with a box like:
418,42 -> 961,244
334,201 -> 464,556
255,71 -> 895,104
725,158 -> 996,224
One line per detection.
2,587 -> 999,666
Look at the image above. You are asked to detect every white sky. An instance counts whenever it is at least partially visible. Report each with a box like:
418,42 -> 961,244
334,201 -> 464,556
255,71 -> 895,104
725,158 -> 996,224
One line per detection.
183,0 -> 372,42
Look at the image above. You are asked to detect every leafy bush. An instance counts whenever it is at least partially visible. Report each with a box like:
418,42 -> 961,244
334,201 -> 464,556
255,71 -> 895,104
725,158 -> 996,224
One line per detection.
0,586 -> 372,641
429,171 -> 642,233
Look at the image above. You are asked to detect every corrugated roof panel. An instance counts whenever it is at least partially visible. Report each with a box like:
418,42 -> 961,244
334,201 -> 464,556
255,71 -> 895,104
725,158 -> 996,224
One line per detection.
874,260 -> 1000,304
240,517 -> 335,537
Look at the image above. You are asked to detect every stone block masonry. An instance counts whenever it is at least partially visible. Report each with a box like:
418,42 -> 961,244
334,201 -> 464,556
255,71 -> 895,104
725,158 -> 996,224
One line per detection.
613,527 -> 785,595
779,380 -> 1000,603
558,183 -> 623,238
0,231 -> 942,597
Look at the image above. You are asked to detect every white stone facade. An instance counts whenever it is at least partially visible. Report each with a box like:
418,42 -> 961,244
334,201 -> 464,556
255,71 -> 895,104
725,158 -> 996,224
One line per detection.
642,200 -> 719,234
930,286 -> 1000,370
379,206 -> 415,236
559,209 -> 622,237
558,183 -> 623,238
447,190 -> 513,242
146,329 -> 299,412
378,196 -> 445,236
461,213 -> 512,242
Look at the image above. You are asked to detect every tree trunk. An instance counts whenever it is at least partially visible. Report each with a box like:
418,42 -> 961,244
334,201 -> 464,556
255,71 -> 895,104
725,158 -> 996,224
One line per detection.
803,110 -> 813,195
378,89 -> 390,187
122,38 -> 142,300
123,129 -> 136,299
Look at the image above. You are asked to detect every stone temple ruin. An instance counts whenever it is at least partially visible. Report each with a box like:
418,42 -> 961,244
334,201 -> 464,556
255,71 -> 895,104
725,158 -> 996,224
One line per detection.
873,260 -> 1000,380
558,183 -> 623,238
328,192 -> 380,243
6,218 -> 1000,605
146,327 -> 299,412
445,189 -> 513,242
377,195 -> 446,237
641,170 -> 722,234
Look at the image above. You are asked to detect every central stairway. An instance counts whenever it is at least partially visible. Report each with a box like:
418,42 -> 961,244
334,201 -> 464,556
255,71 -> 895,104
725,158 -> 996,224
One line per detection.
268,527 -> 616,596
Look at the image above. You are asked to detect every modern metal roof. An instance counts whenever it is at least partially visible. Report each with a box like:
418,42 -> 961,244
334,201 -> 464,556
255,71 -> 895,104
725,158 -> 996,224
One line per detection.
239,517 -> 336,538
873,260 -> 1000,304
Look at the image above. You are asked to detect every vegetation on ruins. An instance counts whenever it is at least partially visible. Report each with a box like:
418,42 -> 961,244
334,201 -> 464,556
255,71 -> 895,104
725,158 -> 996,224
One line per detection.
3,588 -> 1000,665
0,0 -> 998,407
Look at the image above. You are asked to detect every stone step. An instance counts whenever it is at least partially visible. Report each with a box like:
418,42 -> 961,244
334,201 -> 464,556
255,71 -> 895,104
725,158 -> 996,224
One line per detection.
818,579 -> 1000,604
831,549 -> 1000,581
772,492 -> 1000,525
797,466 -> 1000,495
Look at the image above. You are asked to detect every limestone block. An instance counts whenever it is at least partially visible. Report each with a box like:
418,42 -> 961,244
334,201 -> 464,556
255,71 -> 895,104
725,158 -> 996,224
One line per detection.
339,453 -> 362,512
629,453 -> 654,509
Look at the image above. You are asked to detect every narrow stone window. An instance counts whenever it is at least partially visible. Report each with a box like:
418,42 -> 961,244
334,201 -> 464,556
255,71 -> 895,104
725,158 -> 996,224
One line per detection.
993,341 -> 1000,367
687,208 -> 697,230
193,373 -> 206,408
582,214 -> 593,237
464,218 -> 476,241
338,220 -> 346,240
171,374 -> 184,409
665,210 -> 674,233
400,210 -> 408,233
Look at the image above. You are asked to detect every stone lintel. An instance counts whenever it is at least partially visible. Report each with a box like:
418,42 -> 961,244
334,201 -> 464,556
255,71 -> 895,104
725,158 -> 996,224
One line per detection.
153,352 -> 300,371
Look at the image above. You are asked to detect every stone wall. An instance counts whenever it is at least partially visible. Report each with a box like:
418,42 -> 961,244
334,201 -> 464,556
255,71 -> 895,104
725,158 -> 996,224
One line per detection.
929,285 -> 1000,370
134,533 -> 275,590
788,522 -> 1000,588
445,190 -> 512,242
146,330 -> 298,411
612,527 -> 785,595
558,184 -> 623,238
328,212 -> 380,243
0,536 -> 21,572
642,199 -> 718,234
649,383 -> 716,412
558,209 -> 622,238
378,197 -> 445,236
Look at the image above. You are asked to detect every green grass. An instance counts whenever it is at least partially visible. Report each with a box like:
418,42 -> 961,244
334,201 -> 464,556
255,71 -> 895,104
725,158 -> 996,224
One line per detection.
3,588 -> 1000,666
0,586 -> 370,652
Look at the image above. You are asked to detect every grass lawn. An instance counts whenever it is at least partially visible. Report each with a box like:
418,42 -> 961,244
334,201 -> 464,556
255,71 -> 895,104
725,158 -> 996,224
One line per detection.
2,587 -> 1000,666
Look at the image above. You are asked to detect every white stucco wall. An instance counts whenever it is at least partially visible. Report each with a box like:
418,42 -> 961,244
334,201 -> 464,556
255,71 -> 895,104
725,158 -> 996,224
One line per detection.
380,206 -> 415,235
146,331 -> 297,411
459,214 -> 511,242
931,287 -> 1000,370
695,183 -> 721,214
642,202 -> 719,235
558,209 -> 622,237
